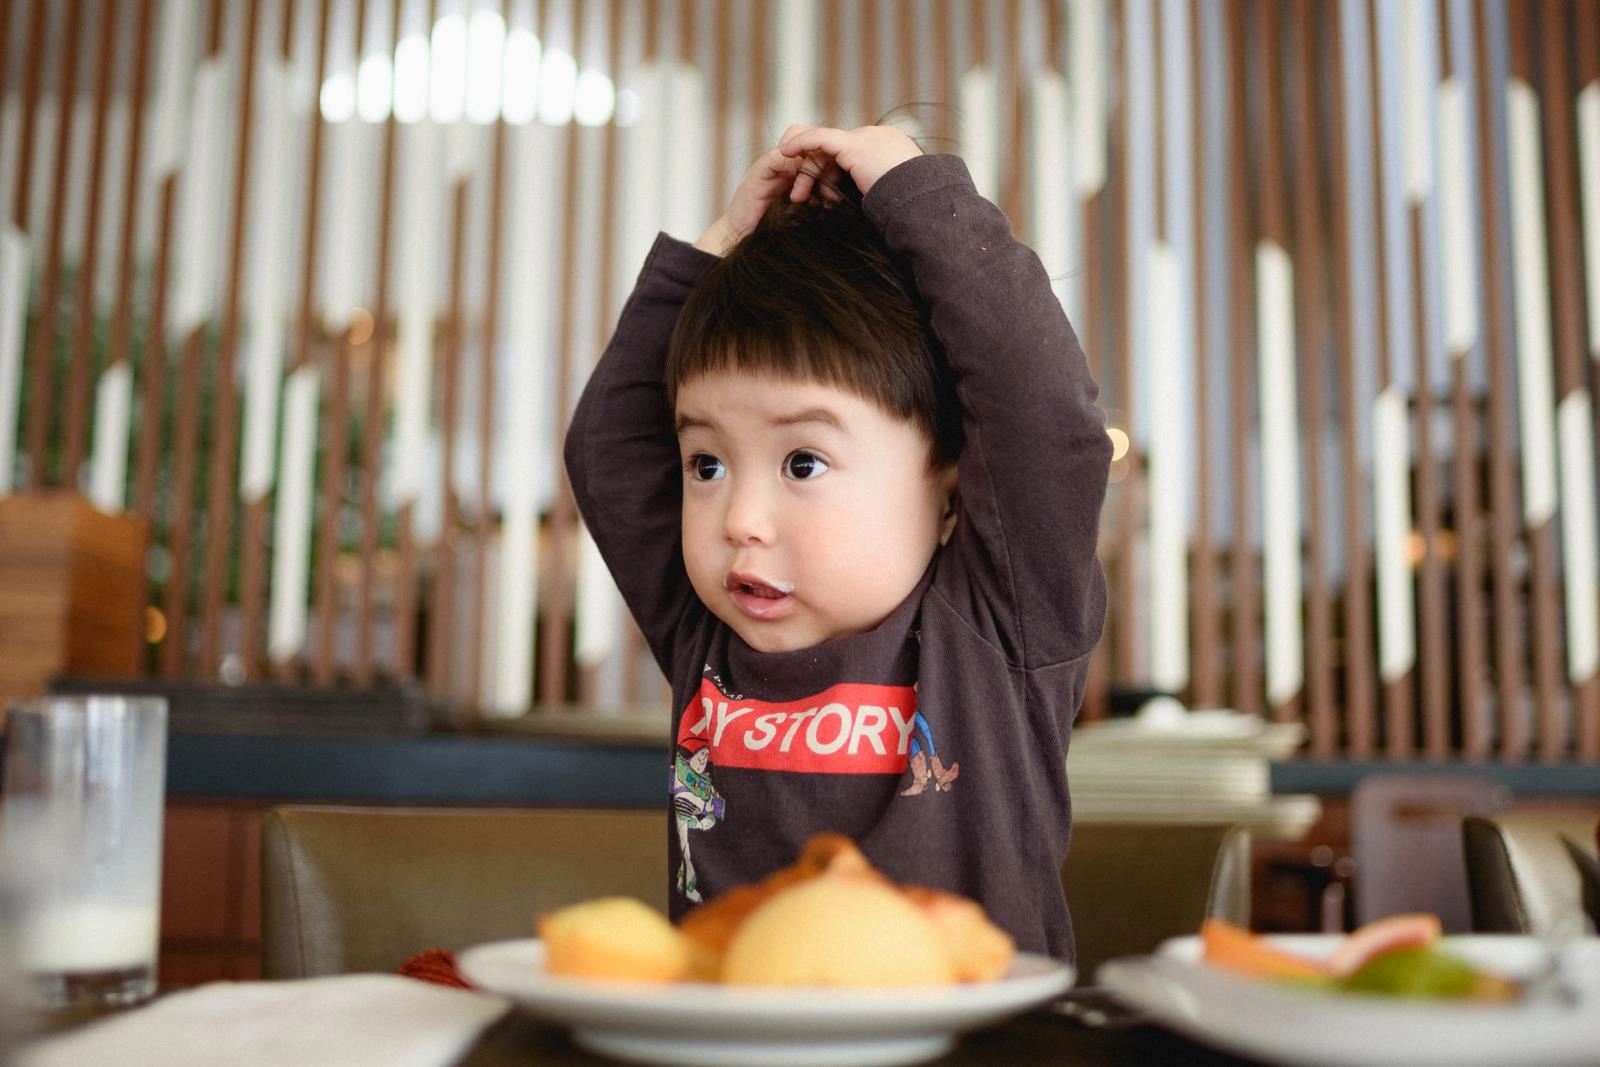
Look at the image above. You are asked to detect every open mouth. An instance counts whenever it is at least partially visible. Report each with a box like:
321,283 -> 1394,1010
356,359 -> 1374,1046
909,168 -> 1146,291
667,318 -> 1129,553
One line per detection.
725,573 -> 794,618
732,579 -> 789,599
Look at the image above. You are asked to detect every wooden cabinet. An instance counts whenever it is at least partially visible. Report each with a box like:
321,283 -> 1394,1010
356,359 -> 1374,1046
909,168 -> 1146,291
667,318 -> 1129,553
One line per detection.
0,492 -> 148,713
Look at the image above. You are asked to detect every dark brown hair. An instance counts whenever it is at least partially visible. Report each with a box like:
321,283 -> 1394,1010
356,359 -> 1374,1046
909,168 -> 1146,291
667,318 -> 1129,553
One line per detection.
665,179 -> 963,467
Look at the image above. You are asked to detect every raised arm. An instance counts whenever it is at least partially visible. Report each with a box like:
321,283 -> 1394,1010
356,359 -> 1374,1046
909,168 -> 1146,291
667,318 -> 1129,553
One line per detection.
781,126 -> 1111,668
870,155 -> 1110,668
565,236 -> 716,673
565,144 -> 813,673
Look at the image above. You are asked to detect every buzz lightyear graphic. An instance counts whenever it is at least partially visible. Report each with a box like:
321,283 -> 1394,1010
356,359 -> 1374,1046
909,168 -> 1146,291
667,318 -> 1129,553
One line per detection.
670,736 -> 724,903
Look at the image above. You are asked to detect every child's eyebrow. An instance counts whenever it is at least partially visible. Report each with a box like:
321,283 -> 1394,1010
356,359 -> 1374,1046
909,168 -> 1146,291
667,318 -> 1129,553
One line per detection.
675,413 -> 713,436
674,408 -> 845,435
772,407 -> 845,431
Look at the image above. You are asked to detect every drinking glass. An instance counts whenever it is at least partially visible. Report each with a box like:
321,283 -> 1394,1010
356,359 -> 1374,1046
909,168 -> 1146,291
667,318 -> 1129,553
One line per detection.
0,695 -> 168,1010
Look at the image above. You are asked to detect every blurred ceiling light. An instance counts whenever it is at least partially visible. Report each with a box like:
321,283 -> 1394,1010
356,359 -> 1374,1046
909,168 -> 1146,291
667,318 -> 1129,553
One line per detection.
429,13 -> 468,122
320,71 -> 356,123
320,14 -> 619,128
501,28 -> 542,125
349,307 -> 376,346
392,33 -> 430,122
538,48 -> 577,125
573,68 -> 615,126
1107,426 -> 1130,462
357,52 -> 393,123
1405,530 -> 1426,567
465,9 -> 507,124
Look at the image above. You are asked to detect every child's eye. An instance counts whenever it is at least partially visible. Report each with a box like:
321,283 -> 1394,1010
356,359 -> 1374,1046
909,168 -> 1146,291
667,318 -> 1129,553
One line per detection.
783,450 -> 830,480
686,453 -> 726,481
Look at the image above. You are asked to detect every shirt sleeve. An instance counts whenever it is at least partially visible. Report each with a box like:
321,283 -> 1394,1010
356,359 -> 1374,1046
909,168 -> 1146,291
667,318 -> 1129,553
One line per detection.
564,233 -> 720,677
864,154 -> 1112,670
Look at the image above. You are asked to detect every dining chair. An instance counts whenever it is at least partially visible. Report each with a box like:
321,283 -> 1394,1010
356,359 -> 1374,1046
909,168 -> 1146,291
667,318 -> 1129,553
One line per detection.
1462,809 -> 1600,936
1349,774 -> 1509,932
260,805 -> 665,979
1062,823 -> 1251,981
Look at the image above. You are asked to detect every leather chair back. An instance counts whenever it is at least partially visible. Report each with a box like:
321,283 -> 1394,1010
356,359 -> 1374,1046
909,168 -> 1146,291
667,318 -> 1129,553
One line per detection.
261,806 -> 664,979
1063,823 -> 1251,981
1350,774 -> 1509,932
1462,809 -> 1600,936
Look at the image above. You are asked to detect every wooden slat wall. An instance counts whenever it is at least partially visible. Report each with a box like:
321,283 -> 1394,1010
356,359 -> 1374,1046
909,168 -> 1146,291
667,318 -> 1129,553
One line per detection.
2,0 -> 1598,764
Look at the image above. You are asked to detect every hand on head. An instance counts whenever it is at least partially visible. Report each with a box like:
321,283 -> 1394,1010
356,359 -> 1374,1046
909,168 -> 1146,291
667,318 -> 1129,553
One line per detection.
693,125 -> 923,256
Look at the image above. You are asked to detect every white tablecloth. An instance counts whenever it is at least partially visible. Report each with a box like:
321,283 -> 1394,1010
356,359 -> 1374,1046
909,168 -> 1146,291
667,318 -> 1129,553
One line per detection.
17,975 -> 509,1067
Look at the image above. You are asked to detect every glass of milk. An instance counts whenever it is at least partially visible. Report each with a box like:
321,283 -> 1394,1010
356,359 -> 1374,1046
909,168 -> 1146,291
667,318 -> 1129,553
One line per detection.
1,695 -> 167,1011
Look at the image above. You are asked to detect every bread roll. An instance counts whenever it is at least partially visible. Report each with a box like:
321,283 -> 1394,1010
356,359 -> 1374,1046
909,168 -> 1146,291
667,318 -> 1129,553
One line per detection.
720,874 -> 956,987
539,897 -> 695,982
901,886 -> 1016,982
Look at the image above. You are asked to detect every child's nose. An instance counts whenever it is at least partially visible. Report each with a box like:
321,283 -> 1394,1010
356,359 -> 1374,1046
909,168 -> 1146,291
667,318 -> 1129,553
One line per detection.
723,480 -> 775,545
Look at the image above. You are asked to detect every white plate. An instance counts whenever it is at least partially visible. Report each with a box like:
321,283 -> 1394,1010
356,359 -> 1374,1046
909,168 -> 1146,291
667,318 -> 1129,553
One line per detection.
457,938 -> 1073,1067
1097,934 -> 1600,1067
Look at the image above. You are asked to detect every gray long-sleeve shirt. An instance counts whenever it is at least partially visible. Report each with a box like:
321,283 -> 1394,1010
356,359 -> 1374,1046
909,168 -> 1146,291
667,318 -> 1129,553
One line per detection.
565,153 -> 1112,961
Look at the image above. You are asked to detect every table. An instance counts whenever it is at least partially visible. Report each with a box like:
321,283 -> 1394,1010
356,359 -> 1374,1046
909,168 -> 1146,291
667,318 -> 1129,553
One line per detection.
456,1008 -> 1265,1066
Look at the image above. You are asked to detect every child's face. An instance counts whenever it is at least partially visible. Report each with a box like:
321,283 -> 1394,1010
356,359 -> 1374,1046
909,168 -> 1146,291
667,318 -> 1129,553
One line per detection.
675,372 -> 957,653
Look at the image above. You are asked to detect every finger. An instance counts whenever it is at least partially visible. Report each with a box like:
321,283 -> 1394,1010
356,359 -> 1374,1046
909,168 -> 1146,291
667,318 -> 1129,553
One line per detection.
777,123 -> 811,147
779,125 -> 849,157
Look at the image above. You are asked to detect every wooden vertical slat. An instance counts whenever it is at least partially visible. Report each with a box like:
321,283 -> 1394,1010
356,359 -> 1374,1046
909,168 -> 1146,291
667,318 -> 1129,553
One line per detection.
1080,0 -> 1111,721
314,0 -> 369,685
61,0 -> 118,485
355,0 -> 405,685
822,0 -> 840,121
1400,3 -> 1451,760
0,0 -> 13,128
1255,0 -> 1300,725
1411,183 -> 1452,759
24,0 -> 85,489
429,176 -> 467,697
1186,0 -> 1219,711
1327,0 -> 1376,755
392,0 -> 434,682
1150,0 -> 1165,245
1472,0 -> 1526,757
10,0 -> 48,235
1002,0 -> 1025,232
620,0 -> 661,708
238,0 -> 297,679
1291,0 -> 1334,754
897,0 -> 915,117
932,0 -> 951,147
199,0 -> 263,677
1439,0 -> 1489,759
133,202 -> 177,519
860,0 -> 878,121
1112,0 -> 1139,689
1505,0 -> 1571,760
275,0 -> 334,679
576,0 -> 629,708
538,0 -> 594,706
1224,0 -> 1257,718
1548,1 -> 1600,760
468,2 -> 510,710
104,0 -> 157,461
1364,0 -> 1412,756
163,1 -> 228,677
751,0 -> 770,147
712,0 -> 732,209
108,0 -> 157,670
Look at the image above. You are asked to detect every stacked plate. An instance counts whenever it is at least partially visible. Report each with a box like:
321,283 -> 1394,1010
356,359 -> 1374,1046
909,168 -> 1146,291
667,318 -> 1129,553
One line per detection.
1068,701 -> 1319,838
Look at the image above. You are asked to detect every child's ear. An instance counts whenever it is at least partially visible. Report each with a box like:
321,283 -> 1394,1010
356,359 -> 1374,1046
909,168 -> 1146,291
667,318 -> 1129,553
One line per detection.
937,465 -> 959,544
